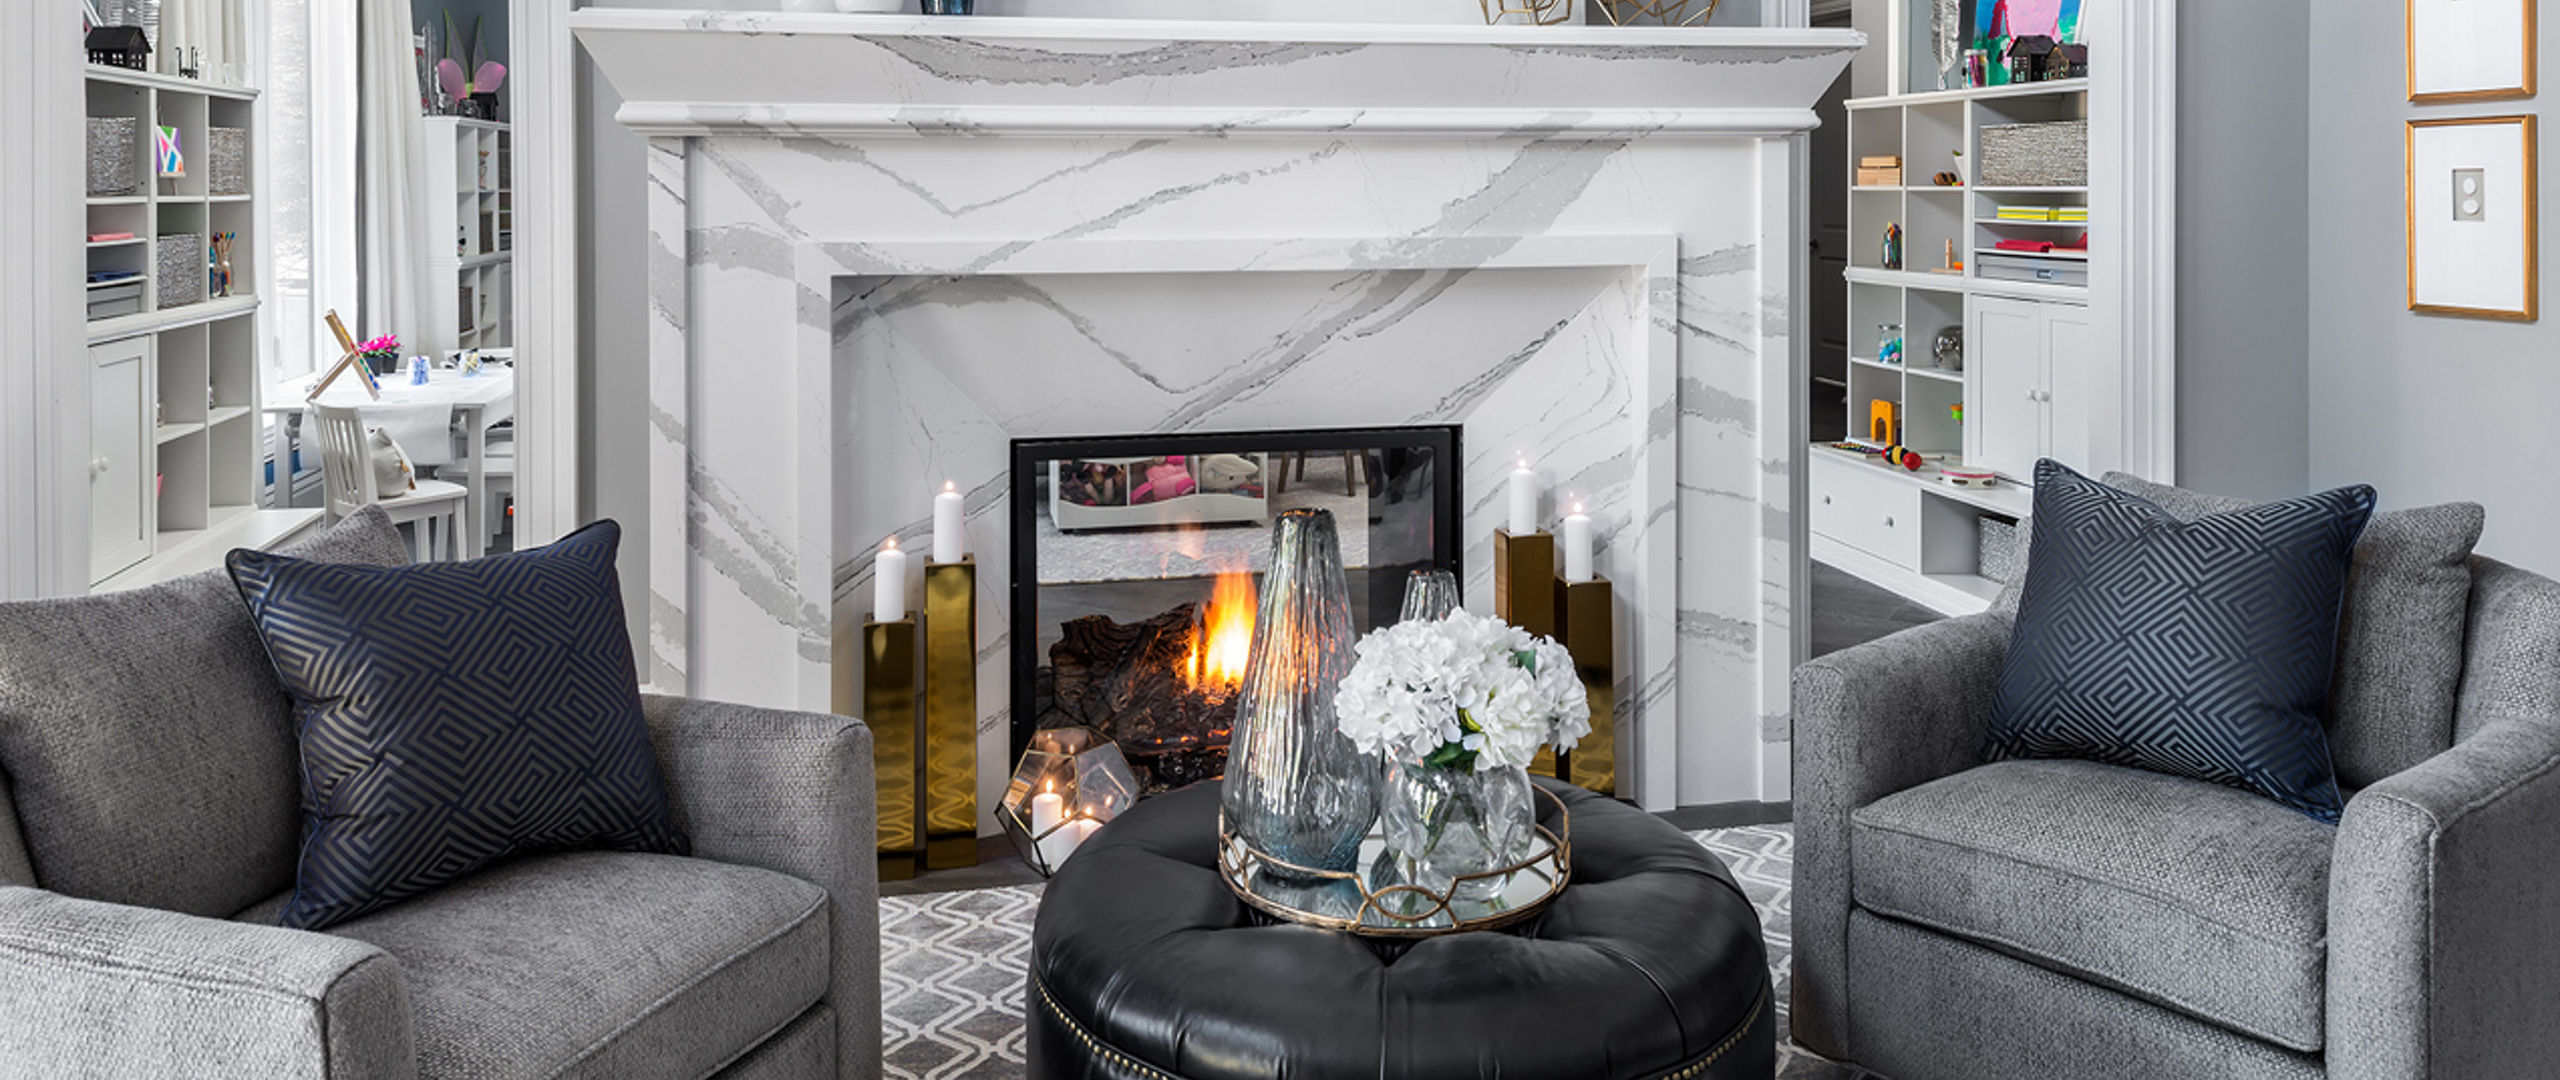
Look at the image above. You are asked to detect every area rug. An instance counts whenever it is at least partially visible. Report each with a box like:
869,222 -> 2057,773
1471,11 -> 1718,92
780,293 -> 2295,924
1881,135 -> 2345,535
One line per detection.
878,823 -> 1877,1079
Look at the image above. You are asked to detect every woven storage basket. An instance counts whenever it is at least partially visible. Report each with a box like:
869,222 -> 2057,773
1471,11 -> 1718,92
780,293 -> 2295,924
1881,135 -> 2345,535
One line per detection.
1978,517 -> 2021,583
208,128 -> 248,196
87,117 -> 138,196
1980,120 -> 2088,187
157,233 -> 204,308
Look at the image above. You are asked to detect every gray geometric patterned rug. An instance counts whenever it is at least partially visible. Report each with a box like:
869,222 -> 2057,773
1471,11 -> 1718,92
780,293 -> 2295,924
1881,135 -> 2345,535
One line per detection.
879,823 -> 1878,1079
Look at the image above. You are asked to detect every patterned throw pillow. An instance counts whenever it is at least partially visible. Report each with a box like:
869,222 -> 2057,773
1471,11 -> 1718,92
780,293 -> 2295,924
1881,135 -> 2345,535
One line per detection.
227,520 -> 686,930
1985,461 -> 2376,824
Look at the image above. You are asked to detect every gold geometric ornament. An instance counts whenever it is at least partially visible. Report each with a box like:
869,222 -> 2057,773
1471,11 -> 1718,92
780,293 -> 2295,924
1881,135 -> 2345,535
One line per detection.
1481,0 -> 1575,25
1595,0 -> 1726,26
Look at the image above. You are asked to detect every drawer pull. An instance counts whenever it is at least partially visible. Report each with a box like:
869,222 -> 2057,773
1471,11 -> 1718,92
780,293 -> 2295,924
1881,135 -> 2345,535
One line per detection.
1822,494 -> 1833,505
1883,516 -> 1896,528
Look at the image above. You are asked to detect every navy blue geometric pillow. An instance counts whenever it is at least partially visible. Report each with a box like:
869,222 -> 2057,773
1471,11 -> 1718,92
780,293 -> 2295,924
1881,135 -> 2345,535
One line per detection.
1986,461 -> 2375,824
227,520 -> 685,930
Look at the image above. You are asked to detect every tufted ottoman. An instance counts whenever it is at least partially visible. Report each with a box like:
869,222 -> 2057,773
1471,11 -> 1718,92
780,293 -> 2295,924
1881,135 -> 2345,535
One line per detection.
1027,779 -> 1775,1080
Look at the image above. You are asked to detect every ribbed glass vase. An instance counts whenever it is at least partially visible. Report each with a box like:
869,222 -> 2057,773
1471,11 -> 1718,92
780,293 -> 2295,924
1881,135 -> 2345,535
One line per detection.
1219,509 -> 1377,879
1398,568 -> 1461,623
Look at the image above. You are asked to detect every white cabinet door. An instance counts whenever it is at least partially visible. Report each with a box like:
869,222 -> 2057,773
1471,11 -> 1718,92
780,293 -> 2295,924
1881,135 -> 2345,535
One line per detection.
1969,295 -> 2046,480
89,337 -> 154,584
2043,303 -> 2094,473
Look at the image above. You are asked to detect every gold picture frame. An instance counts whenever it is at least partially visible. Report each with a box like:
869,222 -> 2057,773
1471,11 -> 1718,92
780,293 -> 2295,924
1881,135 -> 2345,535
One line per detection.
2408,0 -> 2537,103
2406,115 -> 2539,322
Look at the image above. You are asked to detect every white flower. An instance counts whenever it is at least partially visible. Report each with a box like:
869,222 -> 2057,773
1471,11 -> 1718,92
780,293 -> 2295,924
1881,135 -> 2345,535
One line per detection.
1333,609 -> 1594,773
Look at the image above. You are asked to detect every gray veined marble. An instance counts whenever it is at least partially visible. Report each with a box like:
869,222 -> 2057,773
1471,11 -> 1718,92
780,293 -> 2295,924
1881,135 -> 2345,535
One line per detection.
594,10 -> 1858,813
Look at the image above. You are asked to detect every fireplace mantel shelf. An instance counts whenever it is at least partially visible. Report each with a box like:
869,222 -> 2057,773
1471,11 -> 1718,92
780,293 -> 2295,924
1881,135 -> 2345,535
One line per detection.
571,9 -> 1861,139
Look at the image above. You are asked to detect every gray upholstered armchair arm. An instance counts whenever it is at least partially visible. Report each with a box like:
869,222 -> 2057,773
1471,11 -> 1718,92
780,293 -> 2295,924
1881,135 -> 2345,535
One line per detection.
2329,717 -> 2560,1080
0,885 -> 414,1079
1788,612 -> 2012,1057
639,694 -> 880,1080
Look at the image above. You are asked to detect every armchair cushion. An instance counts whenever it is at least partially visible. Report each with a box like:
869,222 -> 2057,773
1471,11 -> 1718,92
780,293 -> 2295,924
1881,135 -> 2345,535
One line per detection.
0,507 -> 410,918
1853,759 -> 2336,1052
1987,461 -> 2373,823
233,851 -> 829,1080
228,519 -> 686,930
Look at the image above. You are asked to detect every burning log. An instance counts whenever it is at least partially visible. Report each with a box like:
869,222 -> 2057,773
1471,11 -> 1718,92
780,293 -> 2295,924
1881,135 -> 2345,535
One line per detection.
1047,606 -> 1238,793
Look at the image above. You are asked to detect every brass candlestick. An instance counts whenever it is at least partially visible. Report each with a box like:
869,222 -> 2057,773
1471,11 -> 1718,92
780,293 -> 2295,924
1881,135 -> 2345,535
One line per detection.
1496,529 -> 1561,778
1558,576 -> 1616,795
922,559 -> 979,871
865,619 -> 922,882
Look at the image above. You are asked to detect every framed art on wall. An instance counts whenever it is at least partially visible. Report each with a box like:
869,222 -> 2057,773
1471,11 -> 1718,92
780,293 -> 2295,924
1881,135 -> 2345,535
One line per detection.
2407,115 -> 2539,321
2408,0 -> 2536,102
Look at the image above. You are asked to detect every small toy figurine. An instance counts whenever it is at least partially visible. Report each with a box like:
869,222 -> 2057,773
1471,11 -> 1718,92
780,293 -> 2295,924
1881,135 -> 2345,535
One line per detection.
1881,445 -> 1925,471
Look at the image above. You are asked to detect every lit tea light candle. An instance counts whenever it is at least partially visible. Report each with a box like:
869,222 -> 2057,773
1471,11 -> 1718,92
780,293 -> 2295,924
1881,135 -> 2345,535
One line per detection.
874,537 -> 908,622
1508,456 -> 1539,535
933,480 -> 965,563
1564,501 -> 1594,584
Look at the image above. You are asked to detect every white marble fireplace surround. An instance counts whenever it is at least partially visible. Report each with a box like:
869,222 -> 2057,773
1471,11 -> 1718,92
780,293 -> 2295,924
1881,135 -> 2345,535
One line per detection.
573,10 -> 1859,814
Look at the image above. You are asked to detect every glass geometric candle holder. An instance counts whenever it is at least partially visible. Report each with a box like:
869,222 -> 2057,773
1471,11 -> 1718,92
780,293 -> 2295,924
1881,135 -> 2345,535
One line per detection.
996,726 -> 1140,877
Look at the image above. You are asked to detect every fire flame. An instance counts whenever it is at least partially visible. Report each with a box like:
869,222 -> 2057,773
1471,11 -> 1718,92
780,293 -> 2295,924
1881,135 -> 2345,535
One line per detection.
1184,567 -> 1258,696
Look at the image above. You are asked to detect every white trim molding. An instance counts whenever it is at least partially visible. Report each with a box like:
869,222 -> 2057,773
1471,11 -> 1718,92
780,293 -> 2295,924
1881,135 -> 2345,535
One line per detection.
1,0 -> 88,599
2089,0 -> 2178,483
512,0 -> 581,544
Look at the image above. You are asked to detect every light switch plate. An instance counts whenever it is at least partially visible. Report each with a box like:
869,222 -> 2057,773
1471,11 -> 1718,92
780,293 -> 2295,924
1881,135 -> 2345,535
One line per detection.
2453,168 -> 2487,222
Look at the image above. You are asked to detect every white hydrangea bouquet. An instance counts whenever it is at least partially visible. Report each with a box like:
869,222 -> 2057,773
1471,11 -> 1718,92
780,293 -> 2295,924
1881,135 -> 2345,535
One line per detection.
1335,610 -> 1592,771
1333,609 -> 1592,895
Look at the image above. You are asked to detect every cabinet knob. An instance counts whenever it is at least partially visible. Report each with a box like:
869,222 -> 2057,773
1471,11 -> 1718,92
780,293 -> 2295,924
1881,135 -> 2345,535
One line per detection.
1883,516 -> 1896,528
1822,494 -> 1833,506
90,457 -> 109,479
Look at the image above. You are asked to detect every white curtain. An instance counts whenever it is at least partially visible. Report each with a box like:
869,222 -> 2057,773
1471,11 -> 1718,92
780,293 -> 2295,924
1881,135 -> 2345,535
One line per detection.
356,0 -> 429,352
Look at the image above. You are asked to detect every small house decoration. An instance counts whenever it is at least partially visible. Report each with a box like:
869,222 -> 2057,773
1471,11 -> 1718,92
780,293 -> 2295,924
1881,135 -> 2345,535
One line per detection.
2006,35 -> 2057,83
2056,43 -> 2089,79
86,26 -> 150,70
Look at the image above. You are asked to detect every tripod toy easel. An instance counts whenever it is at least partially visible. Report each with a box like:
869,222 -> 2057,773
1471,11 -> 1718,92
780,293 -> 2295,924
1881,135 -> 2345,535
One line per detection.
307,310 -> 384,402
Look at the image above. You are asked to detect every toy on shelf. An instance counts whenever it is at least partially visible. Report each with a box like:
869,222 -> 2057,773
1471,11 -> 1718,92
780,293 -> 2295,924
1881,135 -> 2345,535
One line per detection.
1877,323 -> 1905,365
1881,223 -> 1905,271
1867,399 -> 1899,445
1880,445 -> 1925,472
1941,467 -> 1999,488
1933,326 -> 1965,371
1948,402 -> 1965,426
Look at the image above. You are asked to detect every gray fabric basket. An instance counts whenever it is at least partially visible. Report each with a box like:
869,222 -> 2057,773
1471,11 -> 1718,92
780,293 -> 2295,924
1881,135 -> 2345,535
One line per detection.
87,117 -> 138,197
1980,120 -> 2089,187
156,233 -> 204,308
207,128 -> 248,196
1978,516 -> 2021,583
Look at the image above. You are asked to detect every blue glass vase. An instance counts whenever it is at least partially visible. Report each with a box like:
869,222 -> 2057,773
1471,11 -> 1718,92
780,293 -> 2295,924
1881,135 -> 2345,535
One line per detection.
1220,509 -> 1377,879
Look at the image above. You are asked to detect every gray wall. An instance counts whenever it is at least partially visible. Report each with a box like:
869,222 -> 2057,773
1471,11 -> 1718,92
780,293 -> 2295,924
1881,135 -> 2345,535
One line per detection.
2173,0 -> 2311,501
2309,1 -> 2560,579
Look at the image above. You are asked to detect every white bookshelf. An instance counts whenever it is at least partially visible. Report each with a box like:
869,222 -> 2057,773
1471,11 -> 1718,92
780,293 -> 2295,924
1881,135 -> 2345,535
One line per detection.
1819,75 -> 2094,616
423,117 -> 513,358
83,61 -> 321,589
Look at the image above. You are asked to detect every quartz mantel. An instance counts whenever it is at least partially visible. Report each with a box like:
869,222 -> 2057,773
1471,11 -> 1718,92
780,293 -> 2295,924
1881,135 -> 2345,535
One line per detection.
584,7 -> 1856,812
571,9 -> 1861,139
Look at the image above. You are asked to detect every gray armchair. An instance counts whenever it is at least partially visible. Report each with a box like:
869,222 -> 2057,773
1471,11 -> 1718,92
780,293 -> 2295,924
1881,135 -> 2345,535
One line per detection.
0,508 -> 880,1080
1794,488 -> 2560,1080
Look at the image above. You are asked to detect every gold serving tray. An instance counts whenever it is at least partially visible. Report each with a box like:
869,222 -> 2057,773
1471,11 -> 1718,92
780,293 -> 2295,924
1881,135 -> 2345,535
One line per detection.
1215,785 -> 1571,938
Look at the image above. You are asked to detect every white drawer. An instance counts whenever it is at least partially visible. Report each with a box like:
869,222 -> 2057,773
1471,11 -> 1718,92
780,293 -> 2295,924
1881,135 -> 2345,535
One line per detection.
1810,454 -> 1923,570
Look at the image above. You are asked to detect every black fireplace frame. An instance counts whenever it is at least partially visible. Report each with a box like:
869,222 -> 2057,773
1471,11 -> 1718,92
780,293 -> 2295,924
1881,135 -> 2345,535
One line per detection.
1009,425 -> 1463,768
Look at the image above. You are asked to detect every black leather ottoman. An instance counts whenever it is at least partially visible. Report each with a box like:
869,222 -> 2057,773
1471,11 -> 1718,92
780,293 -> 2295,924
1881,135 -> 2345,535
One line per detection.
1028,779 -> 1775,1080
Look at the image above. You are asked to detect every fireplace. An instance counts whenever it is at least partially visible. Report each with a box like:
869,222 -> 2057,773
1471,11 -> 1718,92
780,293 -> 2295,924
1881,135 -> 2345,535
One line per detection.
1012,427 -> 1460,791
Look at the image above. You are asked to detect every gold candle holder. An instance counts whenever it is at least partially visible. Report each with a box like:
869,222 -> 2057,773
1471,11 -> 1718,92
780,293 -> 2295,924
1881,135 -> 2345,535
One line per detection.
1497,529 -> 1562,778
1558,576 -> 1616,795
865,619 -> 922,882
922,559 -> 979,871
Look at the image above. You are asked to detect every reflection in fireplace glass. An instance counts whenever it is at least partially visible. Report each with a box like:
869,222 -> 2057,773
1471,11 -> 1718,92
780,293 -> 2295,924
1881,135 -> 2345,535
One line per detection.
1012,428 -> 1461,793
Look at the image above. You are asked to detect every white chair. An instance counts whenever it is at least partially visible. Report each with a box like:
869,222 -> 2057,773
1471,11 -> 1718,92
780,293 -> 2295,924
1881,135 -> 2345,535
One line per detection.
447,437 -> 514,552
311,404 -> 475,561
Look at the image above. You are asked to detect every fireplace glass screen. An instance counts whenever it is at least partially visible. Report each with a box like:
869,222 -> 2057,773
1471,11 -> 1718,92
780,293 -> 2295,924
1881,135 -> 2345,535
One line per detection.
1012,427 -> 1460,793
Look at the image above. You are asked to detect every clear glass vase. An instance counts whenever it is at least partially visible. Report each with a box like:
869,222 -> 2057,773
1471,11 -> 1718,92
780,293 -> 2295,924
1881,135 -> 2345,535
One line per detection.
1381,758 -> 1535,901
1398,568 -> 1461,623
1220,509 -> 1378,879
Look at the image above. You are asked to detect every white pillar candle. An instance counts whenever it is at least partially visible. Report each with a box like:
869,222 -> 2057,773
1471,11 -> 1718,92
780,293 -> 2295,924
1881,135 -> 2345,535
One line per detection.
1508,459 -> 1539,536
1044,818 -> 1099,868
1563,503 -> 1595,584
873,537 -> 908,622
1028,788 -> 1065,836
933,481 -> 965,564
